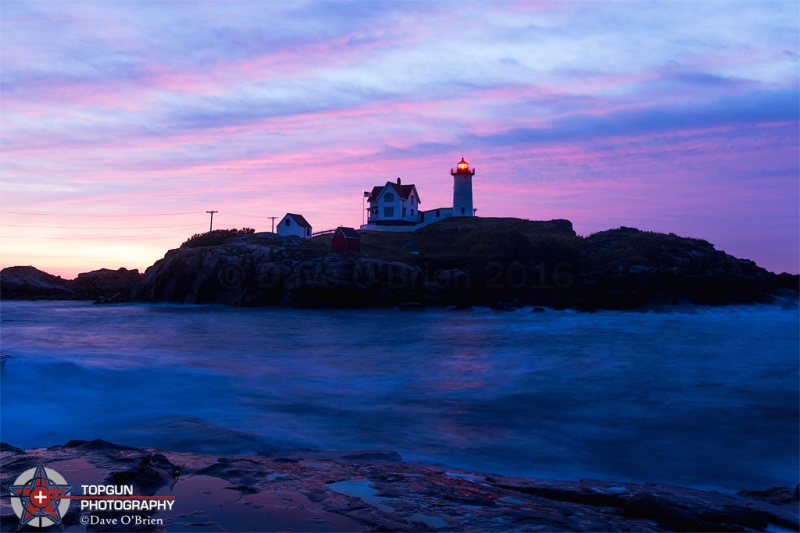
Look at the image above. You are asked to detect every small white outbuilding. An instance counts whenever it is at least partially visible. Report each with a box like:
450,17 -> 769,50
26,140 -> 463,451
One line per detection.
277,213 -> 312,238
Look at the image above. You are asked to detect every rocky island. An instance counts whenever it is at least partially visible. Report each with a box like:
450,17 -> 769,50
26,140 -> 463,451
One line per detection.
2,218 -> 797,309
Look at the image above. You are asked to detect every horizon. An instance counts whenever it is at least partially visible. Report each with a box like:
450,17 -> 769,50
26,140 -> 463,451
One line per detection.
3,214 -> 798,281
2,1 -> 798,278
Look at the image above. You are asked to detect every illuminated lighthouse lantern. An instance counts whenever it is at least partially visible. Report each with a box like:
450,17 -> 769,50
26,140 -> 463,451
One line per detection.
451,158 -> 475,217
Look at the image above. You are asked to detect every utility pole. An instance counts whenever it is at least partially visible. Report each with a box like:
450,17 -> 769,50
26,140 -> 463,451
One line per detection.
268,216 -> 278,233
206,210 -> 218,232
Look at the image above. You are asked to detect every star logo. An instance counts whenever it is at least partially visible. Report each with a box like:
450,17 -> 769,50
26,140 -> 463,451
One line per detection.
7,465 -> 74,529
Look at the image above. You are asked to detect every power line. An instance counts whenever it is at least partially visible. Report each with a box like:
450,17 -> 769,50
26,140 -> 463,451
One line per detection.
0,210 -> 201,217
0,223 -> 200,230
0,229 -> 193,241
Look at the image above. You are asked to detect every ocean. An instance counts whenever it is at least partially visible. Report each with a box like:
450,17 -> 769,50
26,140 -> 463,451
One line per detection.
1,301 -> 797,494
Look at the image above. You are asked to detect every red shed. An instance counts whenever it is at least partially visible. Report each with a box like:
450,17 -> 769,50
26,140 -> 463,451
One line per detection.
332,227 -> 361,252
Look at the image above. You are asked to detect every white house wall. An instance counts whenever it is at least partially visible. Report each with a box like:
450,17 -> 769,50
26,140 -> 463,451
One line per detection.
277,215 -> 311,238
360,207 -> 454,232
368,184 -> 421,224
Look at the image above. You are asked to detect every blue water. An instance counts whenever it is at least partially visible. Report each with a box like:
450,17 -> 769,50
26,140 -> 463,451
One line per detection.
1,301 -> 797,493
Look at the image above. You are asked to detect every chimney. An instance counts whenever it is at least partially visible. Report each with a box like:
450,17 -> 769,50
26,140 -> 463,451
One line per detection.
397,177 -> 401,185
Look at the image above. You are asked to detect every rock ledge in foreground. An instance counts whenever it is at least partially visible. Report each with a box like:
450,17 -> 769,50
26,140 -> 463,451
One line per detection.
1,440 -> 797,532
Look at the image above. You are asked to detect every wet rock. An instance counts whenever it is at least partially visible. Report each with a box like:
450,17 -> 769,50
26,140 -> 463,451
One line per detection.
737,485 -> 800,504
0,442 -> 25,454
1,441 -> 798,533
60,439 -> 137,451
624,493 -> 728,531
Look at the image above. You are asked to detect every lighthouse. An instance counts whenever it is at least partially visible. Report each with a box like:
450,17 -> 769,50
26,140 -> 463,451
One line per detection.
451,157 -> 475,217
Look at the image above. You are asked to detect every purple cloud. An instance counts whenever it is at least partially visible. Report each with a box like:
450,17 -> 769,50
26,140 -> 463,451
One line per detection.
1,1 -> 797,277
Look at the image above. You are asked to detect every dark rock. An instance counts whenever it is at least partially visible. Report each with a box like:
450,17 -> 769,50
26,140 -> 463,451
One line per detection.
72,267 -> 141,302
0,266 -> 71,299
434,269 -> 470,290
494,483 -> 629,507
6,218 -> 796,309
339,451 -> 402,463
398,301 -> 426,311
2,441 -> 798,533
624,493 -> 726,531
0,442 -> 25,454
737,485 -> 799,504
105,462 -> 173,495
225,484 -> 258,494
577,227 -> 795,309
283,256 -> 426,307
0,266 -> 140,302
700,506 -> 768,530
60,439 -> 136,451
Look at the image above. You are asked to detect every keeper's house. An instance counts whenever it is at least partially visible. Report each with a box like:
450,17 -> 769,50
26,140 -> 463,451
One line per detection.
365,178 -> 421,226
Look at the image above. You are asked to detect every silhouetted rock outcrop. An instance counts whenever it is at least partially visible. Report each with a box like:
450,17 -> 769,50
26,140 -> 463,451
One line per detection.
574,227 -> 798,309
0,266 -> 140,302
72,267 -> 142,303
0,266 -> 71,299
4,218 -> 798,308
130,234 -> 429,306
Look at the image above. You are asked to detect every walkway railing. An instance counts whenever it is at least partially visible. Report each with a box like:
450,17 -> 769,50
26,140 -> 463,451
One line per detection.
311,228 -> 336,237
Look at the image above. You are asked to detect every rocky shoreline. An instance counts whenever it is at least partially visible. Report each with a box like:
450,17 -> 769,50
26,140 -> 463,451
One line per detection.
1,440 -> 797,532
1,218 -> 797,309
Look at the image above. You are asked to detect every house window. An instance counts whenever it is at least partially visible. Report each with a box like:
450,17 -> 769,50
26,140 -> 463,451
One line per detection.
461,208 -> 465,214
410,195 -> 415,204
411,209 -> 414,216
403,207 -> 407,216
285,219 -> 290,226
384,207 -> 394,217
384,193 -> 395,202
306,228 -> 311,236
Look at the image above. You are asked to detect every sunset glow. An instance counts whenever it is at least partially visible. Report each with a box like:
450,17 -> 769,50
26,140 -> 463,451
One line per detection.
2,1 -> 798,278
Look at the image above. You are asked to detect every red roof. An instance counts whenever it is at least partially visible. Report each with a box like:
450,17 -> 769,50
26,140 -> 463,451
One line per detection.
335,227 -> 360,239
286,213 -> 311,228
366,182 -> 420,203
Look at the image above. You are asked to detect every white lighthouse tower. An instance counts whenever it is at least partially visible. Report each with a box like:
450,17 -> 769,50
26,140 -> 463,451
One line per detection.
451,157 -> 475,217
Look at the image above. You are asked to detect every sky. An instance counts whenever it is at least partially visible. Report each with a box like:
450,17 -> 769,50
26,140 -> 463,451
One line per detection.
1,1 -> 798,278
